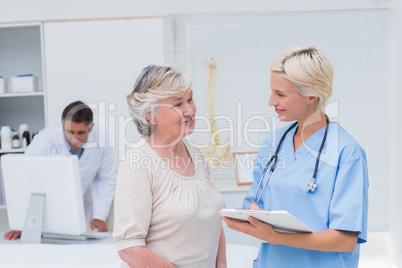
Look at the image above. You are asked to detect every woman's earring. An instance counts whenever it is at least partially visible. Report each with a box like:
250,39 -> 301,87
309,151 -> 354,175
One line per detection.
152,121 -> 156,125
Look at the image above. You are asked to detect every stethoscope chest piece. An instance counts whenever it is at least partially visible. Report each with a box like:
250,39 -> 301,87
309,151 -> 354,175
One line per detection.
305,178 -> 317,192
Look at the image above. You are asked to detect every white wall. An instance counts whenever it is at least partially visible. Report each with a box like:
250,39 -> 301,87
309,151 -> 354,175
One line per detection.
0,0 -> 391,24
388,0 -> 402,266
43,18 -> 168,161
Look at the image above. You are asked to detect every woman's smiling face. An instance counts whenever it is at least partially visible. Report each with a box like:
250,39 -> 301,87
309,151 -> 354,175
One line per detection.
152,88 -> 196,144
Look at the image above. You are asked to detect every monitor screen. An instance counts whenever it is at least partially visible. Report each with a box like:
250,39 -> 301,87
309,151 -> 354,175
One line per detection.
1,154 -> 86,238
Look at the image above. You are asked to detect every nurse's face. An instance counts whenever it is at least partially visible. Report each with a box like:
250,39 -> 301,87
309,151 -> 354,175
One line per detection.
152,88 -> 196,144
63,120 -> 93,151
268,72 -> 316,122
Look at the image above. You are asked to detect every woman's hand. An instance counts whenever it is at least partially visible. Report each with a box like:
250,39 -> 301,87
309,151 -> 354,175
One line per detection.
118,246 -> 176,268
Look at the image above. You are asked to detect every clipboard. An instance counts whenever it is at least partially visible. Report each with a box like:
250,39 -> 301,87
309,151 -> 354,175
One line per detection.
220,208 -> 312,233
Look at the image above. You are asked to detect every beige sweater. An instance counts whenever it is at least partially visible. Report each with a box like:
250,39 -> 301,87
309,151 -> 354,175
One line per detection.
113,139 -> 225,268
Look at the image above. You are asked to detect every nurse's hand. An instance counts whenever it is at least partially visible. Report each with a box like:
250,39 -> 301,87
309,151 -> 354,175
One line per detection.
246,216 -> 278,243
248,204 -> 260,210
90,219 -> 108,232
221,215 -> 278,244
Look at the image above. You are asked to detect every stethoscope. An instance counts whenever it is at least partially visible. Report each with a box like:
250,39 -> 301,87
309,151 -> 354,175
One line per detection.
251,115 -> 329,206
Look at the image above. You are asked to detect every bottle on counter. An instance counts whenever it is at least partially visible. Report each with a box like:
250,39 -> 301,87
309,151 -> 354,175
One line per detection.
32,131 -> 38,140
22,137 -> 28,149
1,126 -> 12,150
22,130 -> 30,146
19,123 -> 29,142
12,135 -> 20,148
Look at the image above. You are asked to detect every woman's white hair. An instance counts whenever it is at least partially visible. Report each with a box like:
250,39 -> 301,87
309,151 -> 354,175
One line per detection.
270,45 -> 334,112
127,65 -> 191,136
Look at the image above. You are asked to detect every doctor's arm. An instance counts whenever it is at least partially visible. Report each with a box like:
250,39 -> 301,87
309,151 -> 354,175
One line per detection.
221,216 -> 358,252
24,131 -> 50,155
3,230 -> 22,240
91,147 -> 116,231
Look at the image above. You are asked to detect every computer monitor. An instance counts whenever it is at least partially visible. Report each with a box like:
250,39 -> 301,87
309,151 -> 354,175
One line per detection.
1,154 -> 86,243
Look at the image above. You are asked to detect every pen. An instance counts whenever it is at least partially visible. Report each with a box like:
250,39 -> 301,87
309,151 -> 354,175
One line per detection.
251,198 -> 260,208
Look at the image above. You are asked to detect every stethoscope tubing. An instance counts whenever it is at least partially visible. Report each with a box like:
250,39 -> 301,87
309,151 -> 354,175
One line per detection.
252,121 -> 297,204
312,116 -> 329,180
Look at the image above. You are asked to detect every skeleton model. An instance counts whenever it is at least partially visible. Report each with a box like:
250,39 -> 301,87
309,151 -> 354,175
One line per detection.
203,57 -> 231,169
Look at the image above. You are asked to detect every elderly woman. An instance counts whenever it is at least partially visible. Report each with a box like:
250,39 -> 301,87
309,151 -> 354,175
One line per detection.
113,65 -> 227,268
222,46 -> 368,268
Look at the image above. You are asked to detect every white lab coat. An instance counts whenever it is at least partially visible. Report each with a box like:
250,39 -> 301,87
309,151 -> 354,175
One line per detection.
25,124 -> 116,226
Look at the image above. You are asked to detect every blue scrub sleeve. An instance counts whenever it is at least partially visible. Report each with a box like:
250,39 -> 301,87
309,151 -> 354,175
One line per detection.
329,153 -> 369,244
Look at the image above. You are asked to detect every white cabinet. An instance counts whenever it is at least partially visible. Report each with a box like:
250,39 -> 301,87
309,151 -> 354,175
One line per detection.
0,23 -> 46,153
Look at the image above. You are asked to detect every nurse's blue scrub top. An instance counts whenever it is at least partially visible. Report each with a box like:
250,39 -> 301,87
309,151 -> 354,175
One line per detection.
243,122 -> 368,268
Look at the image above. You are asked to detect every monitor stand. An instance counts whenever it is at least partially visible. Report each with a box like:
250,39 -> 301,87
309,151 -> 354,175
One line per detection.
21,193 -> 45,244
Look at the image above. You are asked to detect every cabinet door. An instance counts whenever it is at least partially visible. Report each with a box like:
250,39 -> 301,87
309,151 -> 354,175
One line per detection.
43,18 -> 167,159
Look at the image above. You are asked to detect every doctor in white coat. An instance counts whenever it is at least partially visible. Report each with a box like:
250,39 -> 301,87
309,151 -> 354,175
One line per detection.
4,101 -> 116,240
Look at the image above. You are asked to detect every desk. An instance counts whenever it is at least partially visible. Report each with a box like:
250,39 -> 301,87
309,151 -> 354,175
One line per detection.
0,232 -> 121,268
0,232 -> 260,268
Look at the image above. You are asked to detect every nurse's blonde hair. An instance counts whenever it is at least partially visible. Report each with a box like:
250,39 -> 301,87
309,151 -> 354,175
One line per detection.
270,45 -> 334,112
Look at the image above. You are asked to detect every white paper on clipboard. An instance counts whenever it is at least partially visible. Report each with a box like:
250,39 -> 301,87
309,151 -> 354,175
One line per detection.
220,208 -> 312,233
